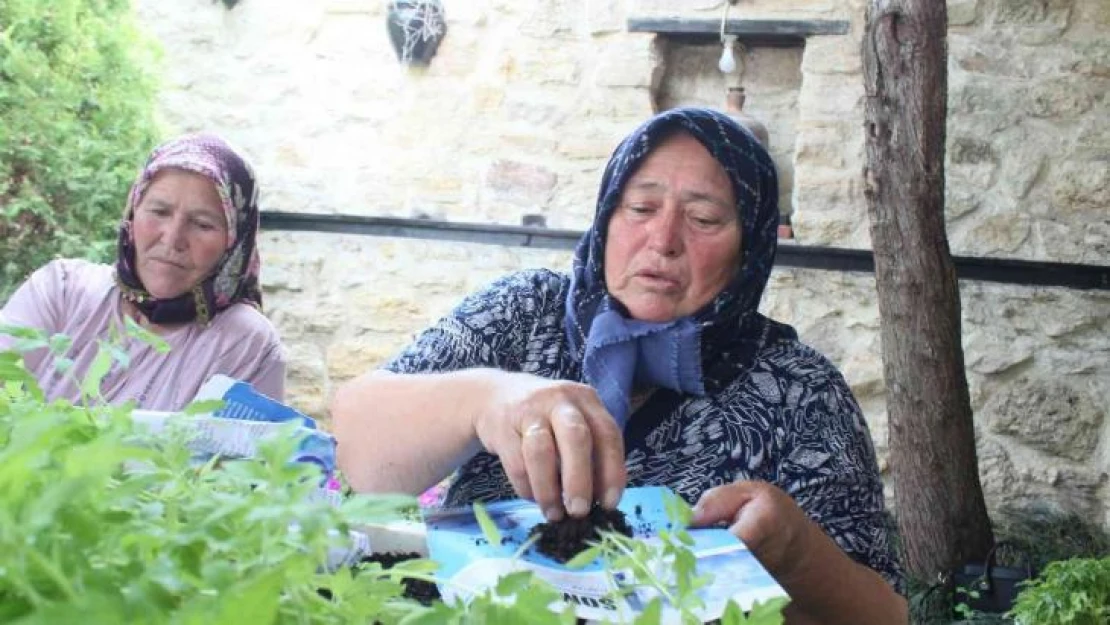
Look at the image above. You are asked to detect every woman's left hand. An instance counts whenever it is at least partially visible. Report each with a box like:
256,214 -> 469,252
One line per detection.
690,480 -> 814,582
691,481 -> 909,624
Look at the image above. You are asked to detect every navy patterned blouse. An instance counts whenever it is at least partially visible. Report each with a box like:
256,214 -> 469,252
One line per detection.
385,269 -> 904,592
384,108 -> 904,592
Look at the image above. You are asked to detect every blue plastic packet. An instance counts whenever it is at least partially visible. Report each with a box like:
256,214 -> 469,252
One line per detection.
422,486 -> 788,623
196,374 -> 317,428
193,375 -> 337,478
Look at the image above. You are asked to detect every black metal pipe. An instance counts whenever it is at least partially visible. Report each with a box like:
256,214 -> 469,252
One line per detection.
260,211 -> 1109,291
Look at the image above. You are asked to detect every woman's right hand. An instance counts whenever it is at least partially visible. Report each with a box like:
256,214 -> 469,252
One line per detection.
471,370 -> 627,522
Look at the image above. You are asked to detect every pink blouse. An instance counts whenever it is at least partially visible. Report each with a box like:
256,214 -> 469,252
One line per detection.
0,259 -> 285,410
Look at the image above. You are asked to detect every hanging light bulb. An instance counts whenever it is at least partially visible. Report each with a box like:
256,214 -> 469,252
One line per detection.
717,1 -> 741,74
718,34 -> 738,74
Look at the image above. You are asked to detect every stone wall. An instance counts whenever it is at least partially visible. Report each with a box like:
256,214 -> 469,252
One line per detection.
136,0 -> 1109,527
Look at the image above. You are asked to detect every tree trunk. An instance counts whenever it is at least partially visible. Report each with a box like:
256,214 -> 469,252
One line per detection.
861,0 -> 995,581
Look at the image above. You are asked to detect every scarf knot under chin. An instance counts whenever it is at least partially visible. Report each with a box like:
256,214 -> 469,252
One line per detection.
580,298 -> 705,429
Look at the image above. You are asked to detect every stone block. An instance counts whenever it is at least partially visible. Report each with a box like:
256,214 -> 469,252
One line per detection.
997,153 -> 1045,201
1014,25 -> 1072,47
977,437 -> 1019,506
950,80 -> 1017,119
978,437 -> 1107,520
425,29 -> 484,78
993,0 -> 1072,26
484,159 -> 559,200
746,46 -> 805,89
1034,291 -> 1103,339
985,378 -> 1104,462
796,73 -> 864,120
1026,78 -> 1097,118
504,91 -> 573,125
974,437 -> 1104,518
346,292 -> 435,334
948,0 -> 980,26
285,343 -> 329,418
800,36 -> 861,75
1050,160 -> 1110,215
633,0 -> 725,13
588,0 -> 624,34
326,339 -> 407,382
1077,0 -> 1110,25
840,349 -> 885,399
790,175 -> 867,247
576,86 -> 655,118
1068,41 -> 1110,78
593,37 -> 658,88
945,187 -> 982,221
506,39 -> 582,85
795,132 -> 847,169
444,2 -> 488,26
953,47 -> 1014,77
955,210 -> 1032,256
963,285 -> 1040,332
1081,220 -> 1110,265
789,211 -> 869,249
468,82 -> 506,113
964,331 -> 1034,375
557,136 -> 620,160
263,264 -> 306,293
1032,220 -> 1088,264
518,0 -> 578,39
949,136 -> 995,165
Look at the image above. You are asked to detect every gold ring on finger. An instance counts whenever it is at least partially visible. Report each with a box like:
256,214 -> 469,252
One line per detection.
523,422 -> 548,438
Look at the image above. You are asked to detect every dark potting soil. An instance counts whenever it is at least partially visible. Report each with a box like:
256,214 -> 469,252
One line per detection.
529,504 -> 633,563
318,551 -> 441,605
359,551 -> 441,605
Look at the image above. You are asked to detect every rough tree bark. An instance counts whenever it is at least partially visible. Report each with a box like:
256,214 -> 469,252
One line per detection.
861,0 -> 995,581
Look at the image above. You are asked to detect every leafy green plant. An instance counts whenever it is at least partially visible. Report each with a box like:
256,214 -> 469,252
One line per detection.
953,584 -> 981,621
1007,558 -> 1110,625
0,0 -> 160,298
0,353 -> 419,623
0,333 -> 788,624
907,506 -> 1110,624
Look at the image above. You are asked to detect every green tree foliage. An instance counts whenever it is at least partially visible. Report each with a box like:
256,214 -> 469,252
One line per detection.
0,0 -> 160,298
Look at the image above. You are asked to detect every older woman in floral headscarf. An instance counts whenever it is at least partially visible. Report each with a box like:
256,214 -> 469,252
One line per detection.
0,133 -> 284,409
333,108 -> 907,622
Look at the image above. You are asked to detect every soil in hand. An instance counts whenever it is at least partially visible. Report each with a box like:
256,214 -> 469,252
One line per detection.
530,504 -> 633,563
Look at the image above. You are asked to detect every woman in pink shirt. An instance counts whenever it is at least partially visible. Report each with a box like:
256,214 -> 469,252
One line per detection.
0,133 -> 284,410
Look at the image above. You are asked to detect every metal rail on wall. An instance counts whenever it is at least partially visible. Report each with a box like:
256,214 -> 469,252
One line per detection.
259,211 -> 1110,292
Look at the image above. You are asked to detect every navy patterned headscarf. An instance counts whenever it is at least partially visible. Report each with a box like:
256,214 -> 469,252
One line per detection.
565,107 -> 790,427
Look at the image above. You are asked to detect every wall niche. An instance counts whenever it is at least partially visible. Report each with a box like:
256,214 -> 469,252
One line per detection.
631,16 -> 850,225
654,40 -> 802,223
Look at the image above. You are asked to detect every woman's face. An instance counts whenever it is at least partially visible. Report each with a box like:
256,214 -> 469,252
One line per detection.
603,133 -> 741,322
132,169 -> 229,299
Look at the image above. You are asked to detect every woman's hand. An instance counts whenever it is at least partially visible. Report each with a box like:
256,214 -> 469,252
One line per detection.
472,371 -> 627,522
690,480 -> 814,581
691,480 -> 909,624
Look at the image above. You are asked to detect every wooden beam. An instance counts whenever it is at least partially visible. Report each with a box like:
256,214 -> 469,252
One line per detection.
626,18 -> 850,46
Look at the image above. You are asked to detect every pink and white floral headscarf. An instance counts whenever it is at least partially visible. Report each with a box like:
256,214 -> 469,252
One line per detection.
115,133 -> 263,325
